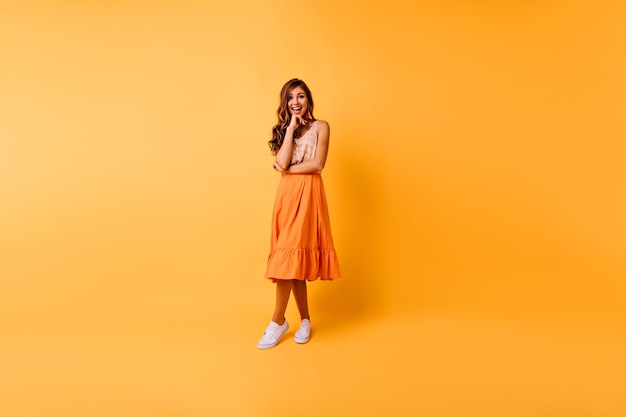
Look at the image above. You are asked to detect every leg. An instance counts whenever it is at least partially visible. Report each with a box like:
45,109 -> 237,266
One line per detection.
291,279 -> 310,321
272,280 -> 292,324
258,280 -> 292,349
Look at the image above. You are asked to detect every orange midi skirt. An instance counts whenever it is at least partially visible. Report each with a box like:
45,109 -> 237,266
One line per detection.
265,173 -> 340,282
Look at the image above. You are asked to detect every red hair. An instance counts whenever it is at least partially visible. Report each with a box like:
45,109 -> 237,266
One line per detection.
268,78 -> 315,154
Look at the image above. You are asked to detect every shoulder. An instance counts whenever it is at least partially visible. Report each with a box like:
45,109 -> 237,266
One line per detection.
316,120 -> 330,134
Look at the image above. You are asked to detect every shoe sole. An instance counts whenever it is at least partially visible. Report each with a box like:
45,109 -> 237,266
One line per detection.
257,324 -> 289,350
294,331 -> 311,344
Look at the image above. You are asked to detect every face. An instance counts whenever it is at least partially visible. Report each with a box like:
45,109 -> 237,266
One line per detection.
287,86 -> 308,117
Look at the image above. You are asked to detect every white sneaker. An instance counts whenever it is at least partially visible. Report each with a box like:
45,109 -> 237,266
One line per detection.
294,319 -> 311,344
257,320 -> 289,349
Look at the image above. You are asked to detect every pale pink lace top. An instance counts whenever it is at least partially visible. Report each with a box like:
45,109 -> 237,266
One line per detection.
290,121 -> 319,165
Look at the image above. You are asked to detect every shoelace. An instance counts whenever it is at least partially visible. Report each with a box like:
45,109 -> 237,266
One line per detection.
263,324 -> 278,340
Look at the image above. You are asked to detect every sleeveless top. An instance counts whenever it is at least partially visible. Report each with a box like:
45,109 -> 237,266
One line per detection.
290,121 -> 319,165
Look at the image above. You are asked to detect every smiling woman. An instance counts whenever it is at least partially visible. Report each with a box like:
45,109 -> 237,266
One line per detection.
257,78 -> 341,350
268,78 -> 315,156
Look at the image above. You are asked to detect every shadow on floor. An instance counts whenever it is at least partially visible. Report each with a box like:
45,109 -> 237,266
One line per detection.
311,147 -> 389,332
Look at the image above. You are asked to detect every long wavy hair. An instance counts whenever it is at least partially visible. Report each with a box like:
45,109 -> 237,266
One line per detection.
268,78 -> 315,154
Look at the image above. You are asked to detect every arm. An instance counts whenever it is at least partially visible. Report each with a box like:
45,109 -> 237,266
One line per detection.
285,121 -> 330,174
274,125 -> 295,171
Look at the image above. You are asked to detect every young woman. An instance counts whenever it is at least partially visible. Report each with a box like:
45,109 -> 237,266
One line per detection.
257,78 -> 340,349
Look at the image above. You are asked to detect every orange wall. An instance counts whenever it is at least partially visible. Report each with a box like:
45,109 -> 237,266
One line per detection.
1,1 -> 625,415
3,0 -> 624,319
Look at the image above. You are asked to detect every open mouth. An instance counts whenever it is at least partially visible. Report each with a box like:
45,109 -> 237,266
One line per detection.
291,106 -> 302,113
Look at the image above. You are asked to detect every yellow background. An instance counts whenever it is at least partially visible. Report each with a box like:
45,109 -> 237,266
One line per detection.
2,1 -> 625,416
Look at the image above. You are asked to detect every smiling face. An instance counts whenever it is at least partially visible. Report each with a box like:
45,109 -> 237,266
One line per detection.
275,79 -> 315,133
288,86 -> 309,117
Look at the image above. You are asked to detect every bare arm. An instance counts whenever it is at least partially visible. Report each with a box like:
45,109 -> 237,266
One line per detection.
274,125 -> 295,171
274,110 -> 315,170
284,121 -> 330,174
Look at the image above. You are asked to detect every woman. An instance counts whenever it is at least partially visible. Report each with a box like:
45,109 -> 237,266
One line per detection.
257,78 -> 341,349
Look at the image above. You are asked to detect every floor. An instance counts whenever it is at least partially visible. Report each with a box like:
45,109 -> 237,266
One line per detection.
2,276 -> 624,417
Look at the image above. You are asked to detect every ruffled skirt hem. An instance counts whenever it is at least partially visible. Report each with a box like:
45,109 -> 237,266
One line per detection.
265,247 -> 341,282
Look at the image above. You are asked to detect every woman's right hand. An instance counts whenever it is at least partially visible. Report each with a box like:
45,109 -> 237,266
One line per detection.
287,113 -> 307,131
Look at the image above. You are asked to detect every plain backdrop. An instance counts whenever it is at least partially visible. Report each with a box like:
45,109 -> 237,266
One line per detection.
2,1 -> 625,416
